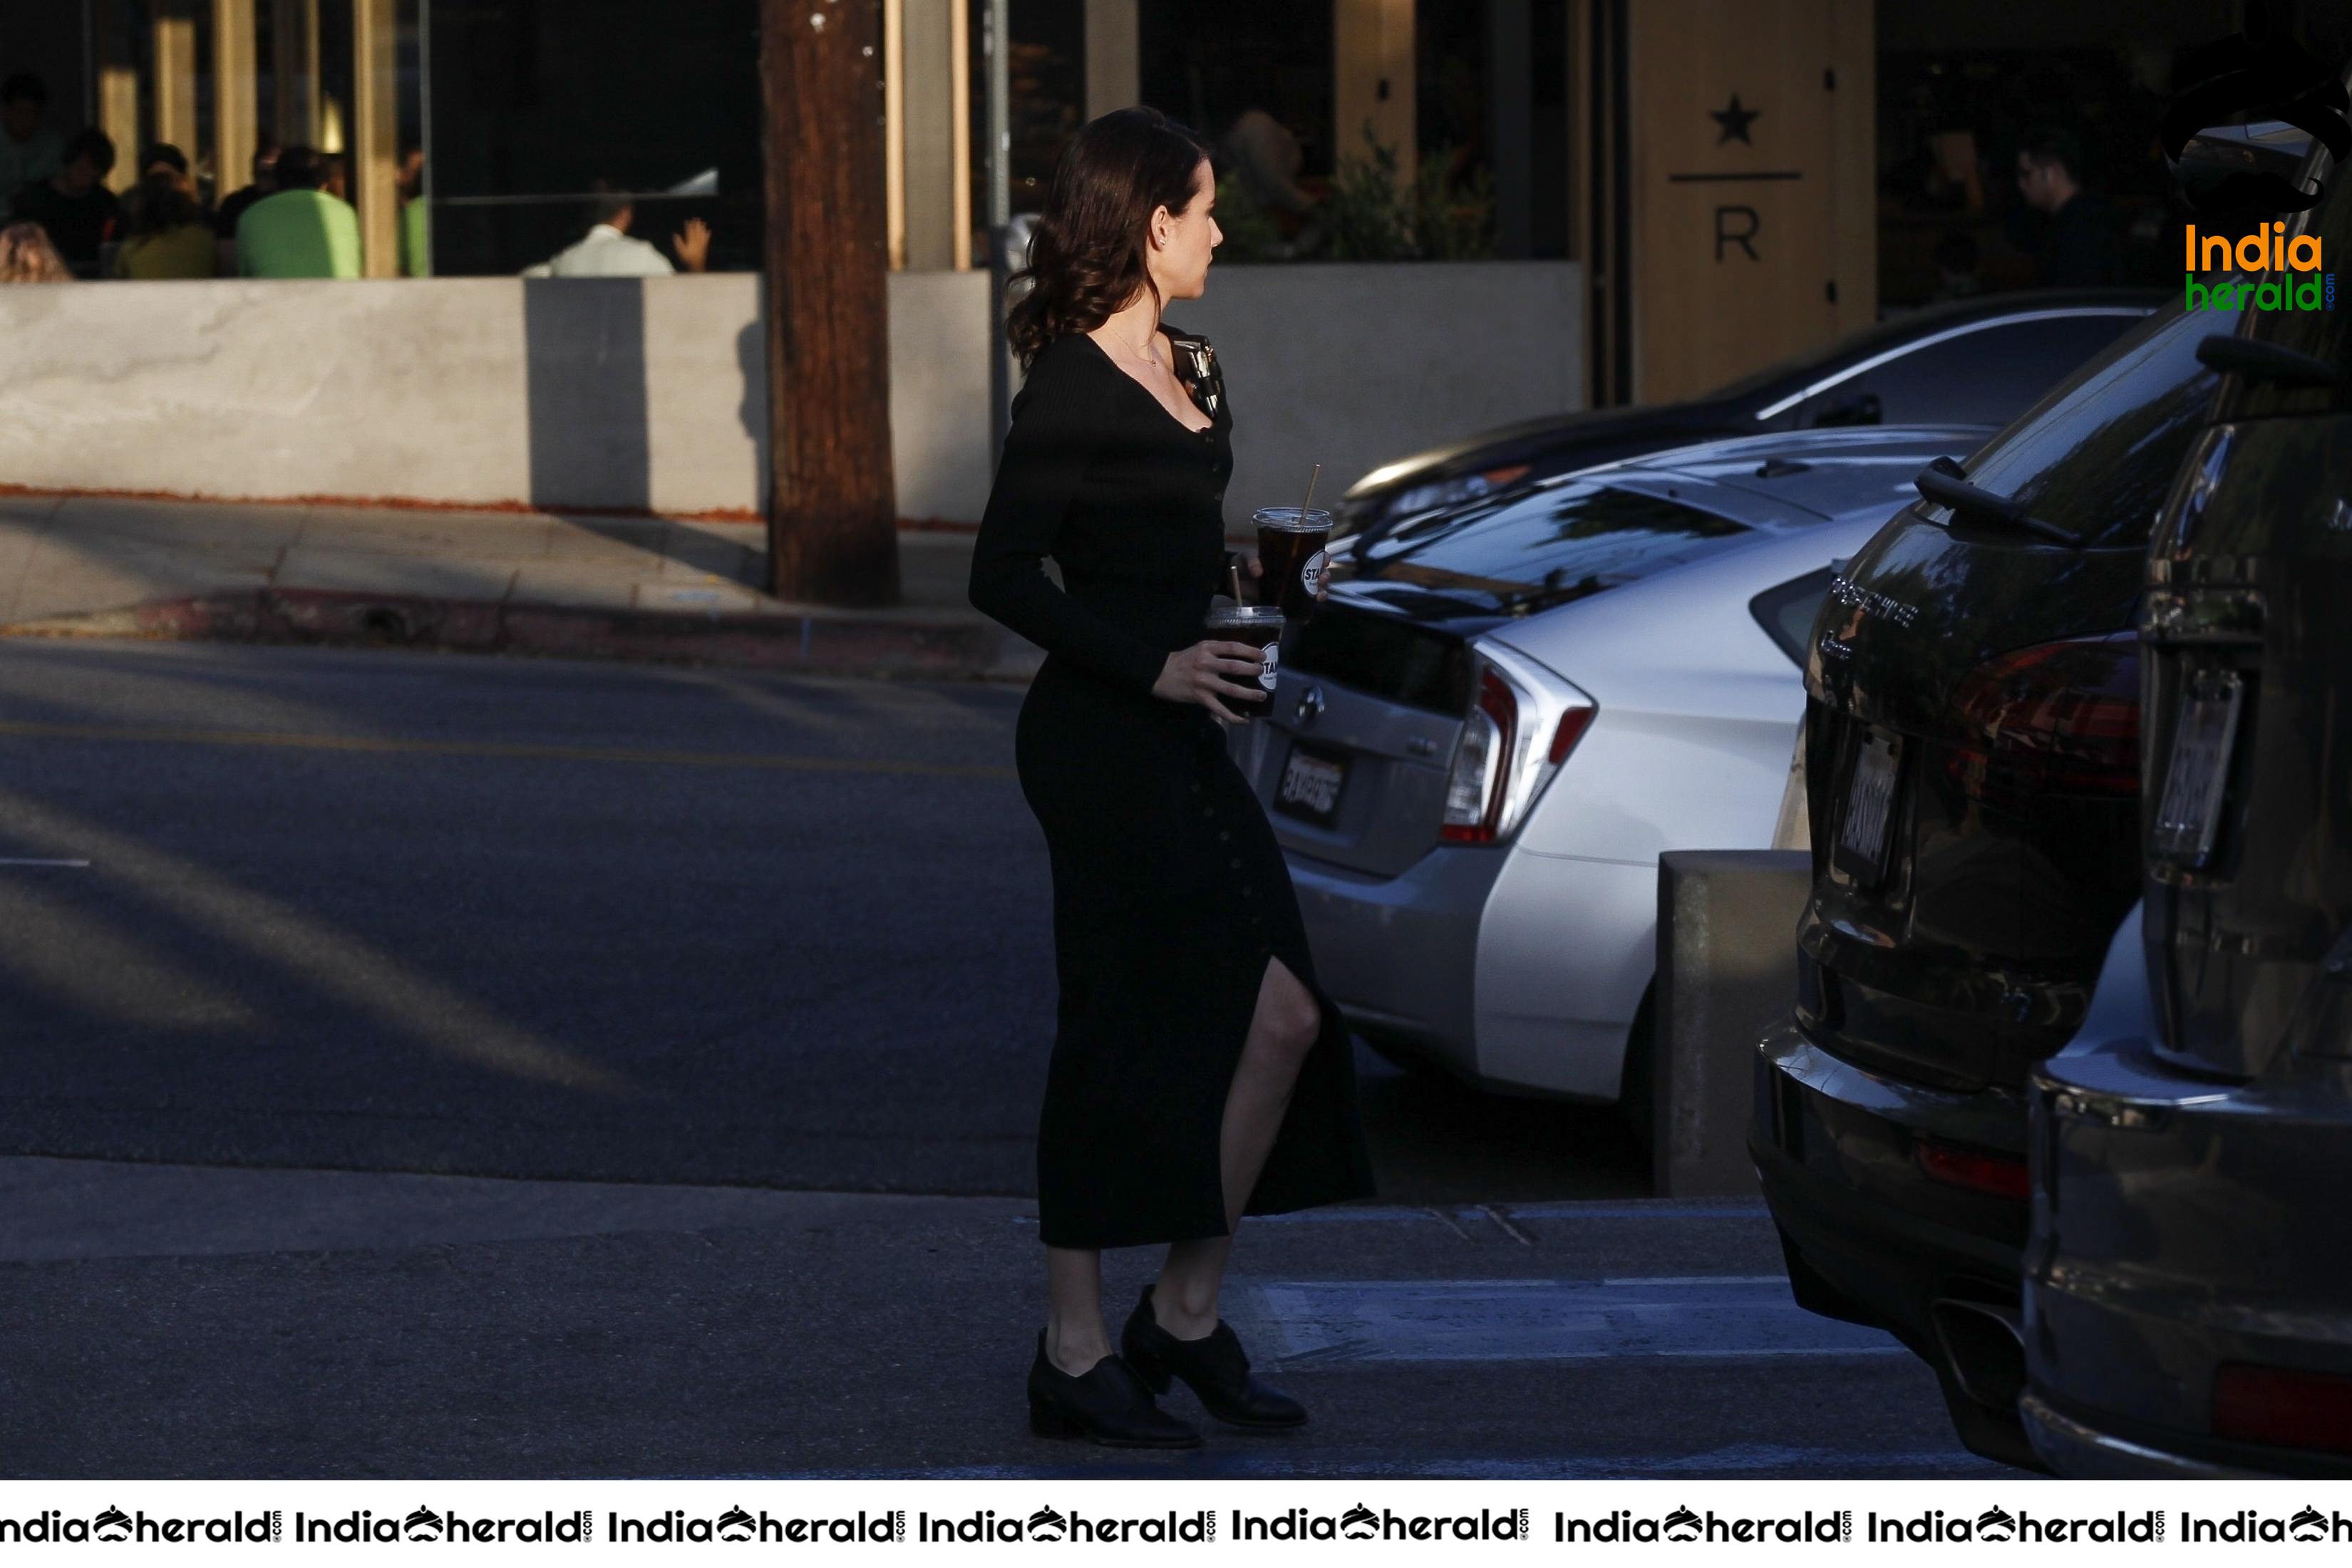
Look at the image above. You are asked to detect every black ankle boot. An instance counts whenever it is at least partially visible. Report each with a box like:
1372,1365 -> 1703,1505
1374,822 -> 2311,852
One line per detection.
1120,1284 -> 1308,1429
1026,1330 -> 1202,1448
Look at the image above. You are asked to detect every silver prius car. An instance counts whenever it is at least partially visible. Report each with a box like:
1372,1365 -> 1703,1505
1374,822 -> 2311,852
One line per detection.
1230,425 -> 1987,1103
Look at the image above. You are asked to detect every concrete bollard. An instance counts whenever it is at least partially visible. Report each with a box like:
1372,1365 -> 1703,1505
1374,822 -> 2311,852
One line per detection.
1654,850 -> 1812,1197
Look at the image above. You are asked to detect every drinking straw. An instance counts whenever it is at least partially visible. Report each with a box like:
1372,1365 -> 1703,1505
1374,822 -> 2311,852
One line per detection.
1296,464 -> 1325,607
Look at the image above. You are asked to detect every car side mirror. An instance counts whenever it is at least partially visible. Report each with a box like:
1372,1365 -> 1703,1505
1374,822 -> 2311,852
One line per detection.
1808,391 -> 1882,428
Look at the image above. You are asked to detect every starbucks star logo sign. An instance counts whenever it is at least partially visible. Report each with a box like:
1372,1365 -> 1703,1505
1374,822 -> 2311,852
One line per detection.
1710,92 -> 1760,145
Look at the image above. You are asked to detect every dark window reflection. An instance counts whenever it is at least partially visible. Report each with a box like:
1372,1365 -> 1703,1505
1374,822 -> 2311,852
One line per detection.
1961,305 -> 2234,545
1360,483 -> 1750,612
425,0 -> 761,275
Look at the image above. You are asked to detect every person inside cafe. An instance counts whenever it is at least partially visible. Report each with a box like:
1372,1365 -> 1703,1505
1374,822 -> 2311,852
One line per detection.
0,73 -> 63,200
234,143 -> 359,279
114,167 -> 217,280
522,182 -> 711,277
2015,126 -> 2120,287
8,126 -> 118,279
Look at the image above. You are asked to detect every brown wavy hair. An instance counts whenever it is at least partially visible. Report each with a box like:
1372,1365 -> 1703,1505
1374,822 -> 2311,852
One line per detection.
1007,106 -> 1212,368
0,222 -> 69,283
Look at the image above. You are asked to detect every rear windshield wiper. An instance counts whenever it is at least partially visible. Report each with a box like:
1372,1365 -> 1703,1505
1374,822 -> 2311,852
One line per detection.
1914,456 -> 2084,549
2196,333 -> 2348,389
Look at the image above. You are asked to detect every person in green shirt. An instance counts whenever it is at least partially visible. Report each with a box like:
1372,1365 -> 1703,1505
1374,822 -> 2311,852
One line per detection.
396,143 -> 430,277
234,145 -> 361,279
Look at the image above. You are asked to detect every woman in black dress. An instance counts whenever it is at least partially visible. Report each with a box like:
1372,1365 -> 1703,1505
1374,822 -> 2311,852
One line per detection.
968,107 -> 1376,1449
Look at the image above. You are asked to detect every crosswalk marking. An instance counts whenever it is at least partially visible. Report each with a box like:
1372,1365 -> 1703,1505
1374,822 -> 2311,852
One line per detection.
1227,1276 -> 1901,1363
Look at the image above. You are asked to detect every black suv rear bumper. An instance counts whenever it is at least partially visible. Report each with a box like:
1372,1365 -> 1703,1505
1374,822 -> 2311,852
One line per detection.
1751,1016 -> 2043,1470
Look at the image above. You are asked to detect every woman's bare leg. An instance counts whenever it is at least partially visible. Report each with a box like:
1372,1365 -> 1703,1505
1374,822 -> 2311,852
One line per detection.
1044,1244 -> 1113,1374
1152,954 -> 1323,1337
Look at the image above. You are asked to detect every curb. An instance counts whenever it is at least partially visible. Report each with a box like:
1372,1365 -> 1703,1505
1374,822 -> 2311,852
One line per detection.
0,589 -> 1045,682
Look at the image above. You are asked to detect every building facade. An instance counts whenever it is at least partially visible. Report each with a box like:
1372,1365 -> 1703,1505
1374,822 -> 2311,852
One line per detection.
19,1 -> 2316,401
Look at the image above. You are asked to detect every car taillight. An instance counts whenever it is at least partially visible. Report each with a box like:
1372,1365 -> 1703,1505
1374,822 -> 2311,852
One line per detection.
1440,644 -> 1596,845
2212,1363 -> 2352,1455
1943,631 -> 2138,805
1915,1139 -> 2031,1200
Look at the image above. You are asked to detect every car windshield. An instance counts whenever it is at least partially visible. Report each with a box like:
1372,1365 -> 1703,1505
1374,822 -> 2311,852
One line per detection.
1944,303 -> 2237,544
1701,313 -> 1944,406
1349,483 -> 1750,614
1693,301 -> 2079,408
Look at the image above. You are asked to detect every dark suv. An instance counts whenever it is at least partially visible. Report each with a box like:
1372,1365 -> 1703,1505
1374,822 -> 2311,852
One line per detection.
2022,127 -> 2352,1477
1749,301 -> 2238,1470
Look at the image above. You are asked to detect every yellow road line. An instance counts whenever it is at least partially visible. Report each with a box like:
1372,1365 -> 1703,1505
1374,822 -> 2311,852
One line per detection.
0,720 -> 1017,779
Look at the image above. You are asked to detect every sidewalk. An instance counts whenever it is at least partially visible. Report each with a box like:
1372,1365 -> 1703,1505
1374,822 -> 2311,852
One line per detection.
0,1155 -> 1991,1480
0,493 -> 1053,680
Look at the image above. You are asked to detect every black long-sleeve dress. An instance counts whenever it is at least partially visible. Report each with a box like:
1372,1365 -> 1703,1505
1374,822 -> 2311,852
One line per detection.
968,324 -> 1376,1250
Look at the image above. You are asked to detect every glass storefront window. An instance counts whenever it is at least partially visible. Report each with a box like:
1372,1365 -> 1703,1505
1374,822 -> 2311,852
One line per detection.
423,0 -> 760,276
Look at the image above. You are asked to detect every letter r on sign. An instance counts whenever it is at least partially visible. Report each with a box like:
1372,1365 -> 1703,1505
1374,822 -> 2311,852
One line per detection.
1716,205 -> 1760,261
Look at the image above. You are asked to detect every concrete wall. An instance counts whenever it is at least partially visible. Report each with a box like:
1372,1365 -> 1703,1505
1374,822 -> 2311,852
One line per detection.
889,269 -> 995,522
0,261 -> 1581,524
1175,261 -> 1583,524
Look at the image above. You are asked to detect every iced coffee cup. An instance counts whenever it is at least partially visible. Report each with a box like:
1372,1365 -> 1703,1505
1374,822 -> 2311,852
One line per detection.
1203,603 -> 1285,721
1252,506 -> 1334,621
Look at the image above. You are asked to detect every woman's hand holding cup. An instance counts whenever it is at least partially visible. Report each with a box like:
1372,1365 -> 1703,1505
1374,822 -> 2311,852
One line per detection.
1155,639 -> 1268,723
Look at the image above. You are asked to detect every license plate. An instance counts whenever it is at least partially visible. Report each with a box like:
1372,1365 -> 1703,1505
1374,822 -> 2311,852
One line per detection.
1835,731 -> 1901,884
2150,670 -> 2244,868
1274,743 -> 1348,827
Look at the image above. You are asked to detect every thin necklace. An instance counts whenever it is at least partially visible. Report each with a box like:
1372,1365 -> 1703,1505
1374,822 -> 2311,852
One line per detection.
1109,319 -> 1163,369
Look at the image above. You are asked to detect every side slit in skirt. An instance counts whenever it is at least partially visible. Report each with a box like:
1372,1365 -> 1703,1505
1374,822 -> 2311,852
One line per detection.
1016,655 -> 1377,1250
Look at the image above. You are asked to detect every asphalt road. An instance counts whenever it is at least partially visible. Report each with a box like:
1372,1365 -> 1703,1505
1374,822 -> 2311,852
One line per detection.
0,638 -> 1641,1202
0,641 -> 1992,1479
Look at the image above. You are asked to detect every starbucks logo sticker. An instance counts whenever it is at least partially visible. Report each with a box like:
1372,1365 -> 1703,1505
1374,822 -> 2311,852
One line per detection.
1259,641 -> 1281,690
1299,549 -> 1329,596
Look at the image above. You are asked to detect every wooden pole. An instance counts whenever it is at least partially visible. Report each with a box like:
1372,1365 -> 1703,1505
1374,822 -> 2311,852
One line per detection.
94,1 -> 142,194
153,2 -> 201,169
353,0 -> 399,277
212,0 -> 258,210
760,0 -> 901,607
